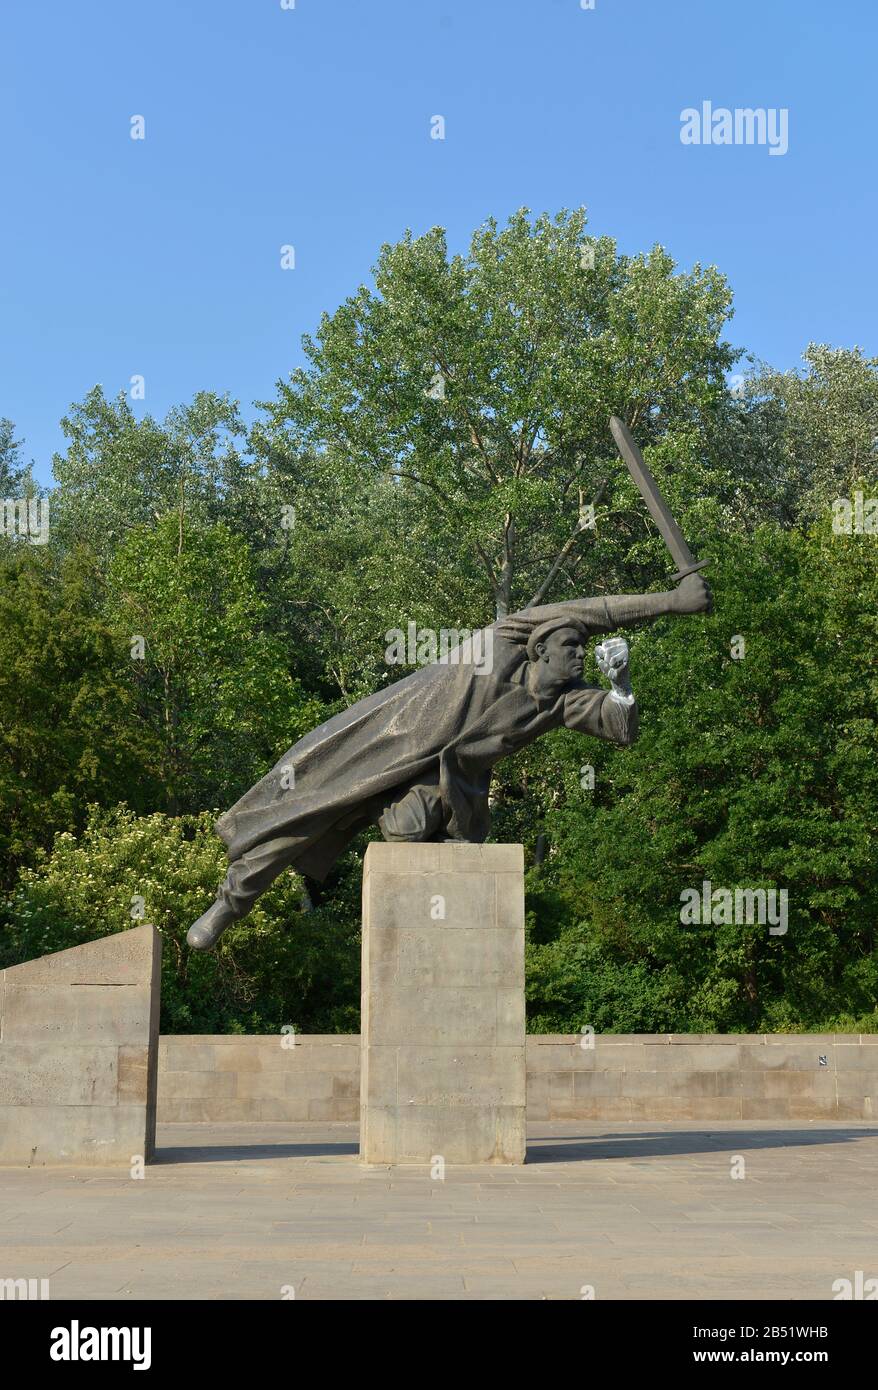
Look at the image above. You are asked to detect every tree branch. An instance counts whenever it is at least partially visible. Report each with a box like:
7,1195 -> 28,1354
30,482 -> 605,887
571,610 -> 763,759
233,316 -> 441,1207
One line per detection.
525,477 -> 611,608
474,539 -> 500,593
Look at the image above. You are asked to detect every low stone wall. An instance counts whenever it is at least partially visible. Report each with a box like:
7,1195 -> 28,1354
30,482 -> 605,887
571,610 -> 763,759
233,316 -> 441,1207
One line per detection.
526,1034 -> 877,1121
157,1033 -> 878,1123
1,925 -> 162,1164
158,1035 -> 360,1123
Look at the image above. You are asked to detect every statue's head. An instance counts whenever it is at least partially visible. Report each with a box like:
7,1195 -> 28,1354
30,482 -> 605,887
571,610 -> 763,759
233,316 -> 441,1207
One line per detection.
527,620 -> 588,685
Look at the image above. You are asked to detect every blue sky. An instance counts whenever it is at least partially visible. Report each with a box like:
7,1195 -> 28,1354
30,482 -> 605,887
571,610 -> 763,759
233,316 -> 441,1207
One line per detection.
2,0 -> 876,485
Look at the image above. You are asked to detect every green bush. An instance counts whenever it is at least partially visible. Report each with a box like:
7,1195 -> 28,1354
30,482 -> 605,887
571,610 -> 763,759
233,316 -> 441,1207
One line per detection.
0,805 -> 361,1034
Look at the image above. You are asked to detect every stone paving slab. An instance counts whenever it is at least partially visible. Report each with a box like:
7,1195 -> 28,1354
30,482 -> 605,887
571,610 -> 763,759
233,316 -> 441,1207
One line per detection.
0,1121 -> 876,1300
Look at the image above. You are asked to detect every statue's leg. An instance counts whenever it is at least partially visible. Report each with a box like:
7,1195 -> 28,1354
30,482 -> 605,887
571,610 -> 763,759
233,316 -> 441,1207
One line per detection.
187,835 -> 304,950
378,783 -> 445,843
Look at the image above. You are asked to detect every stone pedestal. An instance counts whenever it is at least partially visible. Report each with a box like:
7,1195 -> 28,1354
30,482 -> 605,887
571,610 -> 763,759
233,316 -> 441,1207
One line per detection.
0,925 -> 162,1165
360,842 -> 526,1165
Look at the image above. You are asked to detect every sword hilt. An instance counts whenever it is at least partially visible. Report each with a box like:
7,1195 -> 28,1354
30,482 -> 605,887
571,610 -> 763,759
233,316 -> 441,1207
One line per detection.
671,558 -> 710,583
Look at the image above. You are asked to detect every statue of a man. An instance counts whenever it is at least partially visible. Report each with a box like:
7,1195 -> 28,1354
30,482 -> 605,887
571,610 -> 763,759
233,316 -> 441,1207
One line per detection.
187,572 -> 711,949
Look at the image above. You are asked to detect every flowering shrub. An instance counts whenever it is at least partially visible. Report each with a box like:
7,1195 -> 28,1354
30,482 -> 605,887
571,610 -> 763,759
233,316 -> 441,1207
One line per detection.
0,804 -> 361,1033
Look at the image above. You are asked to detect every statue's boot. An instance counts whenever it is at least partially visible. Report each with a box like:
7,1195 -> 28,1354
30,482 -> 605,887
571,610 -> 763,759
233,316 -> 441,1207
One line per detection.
187,899 -> 238,951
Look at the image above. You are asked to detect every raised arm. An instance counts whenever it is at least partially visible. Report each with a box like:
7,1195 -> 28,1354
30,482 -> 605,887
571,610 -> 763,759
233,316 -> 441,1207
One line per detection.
496,573 -> 712,643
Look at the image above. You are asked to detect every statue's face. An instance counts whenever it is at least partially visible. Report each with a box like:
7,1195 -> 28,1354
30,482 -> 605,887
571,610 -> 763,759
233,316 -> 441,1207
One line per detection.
535,627 -> 585,682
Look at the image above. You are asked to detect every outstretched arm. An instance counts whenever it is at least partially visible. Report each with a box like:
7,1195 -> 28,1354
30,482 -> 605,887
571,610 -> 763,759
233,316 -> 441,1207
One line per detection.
496,572 -> 712,642
600,572 -> 712,627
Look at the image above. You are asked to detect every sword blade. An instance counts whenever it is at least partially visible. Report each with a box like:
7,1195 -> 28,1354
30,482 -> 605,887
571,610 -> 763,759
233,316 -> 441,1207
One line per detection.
609,415 -> 705,581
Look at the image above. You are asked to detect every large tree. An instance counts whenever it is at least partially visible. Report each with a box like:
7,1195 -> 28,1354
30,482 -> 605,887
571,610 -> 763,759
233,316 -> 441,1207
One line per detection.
258,207 -> 740,633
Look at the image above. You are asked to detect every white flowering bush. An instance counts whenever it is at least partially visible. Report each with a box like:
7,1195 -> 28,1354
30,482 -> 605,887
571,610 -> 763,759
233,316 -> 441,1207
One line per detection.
0,804 -> 361,1033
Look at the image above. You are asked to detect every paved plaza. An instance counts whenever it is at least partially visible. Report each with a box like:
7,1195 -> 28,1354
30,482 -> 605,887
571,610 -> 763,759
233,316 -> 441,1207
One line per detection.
1,1121 -> 876,1301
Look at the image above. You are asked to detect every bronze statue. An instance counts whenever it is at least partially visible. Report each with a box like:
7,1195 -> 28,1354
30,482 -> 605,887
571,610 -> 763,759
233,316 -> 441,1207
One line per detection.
187,418 -> 711,951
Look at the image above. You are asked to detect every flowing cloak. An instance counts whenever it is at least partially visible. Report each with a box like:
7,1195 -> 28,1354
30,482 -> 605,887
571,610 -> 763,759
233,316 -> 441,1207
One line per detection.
215,595 -> 638,880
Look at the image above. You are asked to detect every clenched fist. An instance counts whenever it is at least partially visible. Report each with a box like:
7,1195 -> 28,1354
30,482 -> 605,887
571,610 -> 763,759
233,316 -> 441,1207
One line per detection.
595,636 -> 632,697
674,572 -> 713,616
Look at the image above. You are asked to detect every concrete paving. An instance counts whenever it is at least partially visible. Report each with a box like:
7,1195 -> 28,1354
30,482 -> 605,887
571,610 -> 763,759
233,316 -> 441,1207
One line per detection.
1,1121 -> 876,1300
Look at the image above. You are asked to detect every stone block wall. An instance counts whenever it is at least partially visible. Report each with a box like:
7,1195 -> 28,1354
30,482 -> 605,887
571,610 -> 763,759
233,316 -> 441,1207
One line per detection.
525,1034 -> 878,1121
157,1032 -> 878,1123
158,1035 -> 360,1122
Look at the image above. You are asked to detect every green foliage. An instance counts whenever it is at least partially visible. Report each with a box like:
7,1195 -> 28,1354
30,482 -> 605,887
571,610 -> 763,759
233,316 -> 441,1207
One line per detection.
0,542 -> 158,882
51,388 -> 252,559
0,417 -> 31,494
524,511 -> 878,1033
736,345 -> 878,523
0,806 -> 361,1034
107,514 -> 323,812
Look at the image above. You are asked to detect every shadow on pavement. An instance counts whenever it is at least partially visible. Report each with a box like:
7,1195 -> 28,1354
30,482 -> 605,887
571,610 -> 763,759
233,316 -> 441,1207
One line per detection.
526,1128 -> 876,1163
153,1126 -> 876,1166
154,1141 -> 359,1164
